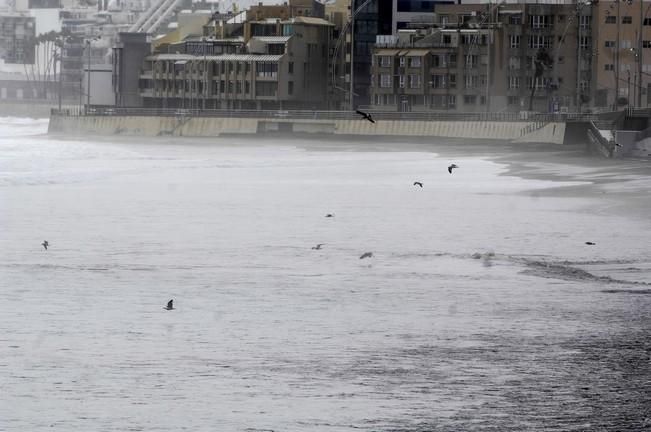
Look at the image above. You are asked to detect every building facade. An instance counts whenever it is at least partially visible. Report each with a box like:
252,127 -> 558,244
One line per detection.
591,0 -> 651,109
135,17 -> 333,109
370,1 -> 587,113
0,13 -> 36,64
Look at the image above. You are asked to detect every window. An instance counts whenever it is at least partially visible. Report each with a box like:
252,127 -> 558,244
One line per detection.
605,40 -> 616,48
508,95 -> 519,105
288,62 -> 293,74
508,76 -> 520,89
432,55 -> 443,68
529,15 -> 552,28
509,15 -> 522,25
447,95 -> 456,109
528,77 -> 548,89
443,35 -> 452,45
604,64 -> 614,71
465,75 -> 478,89
509,35 -> 520,48
448,53 -> 457,68
449,74 -> 456,89
579,36 -> 591,49
579,15 -> 590,29
464,95 -> 477,105
430,74 -> 446,88
621,40 -> 632,49
256,62 -> 278,78
288,81 -> 293,95
605,16 -> 616,24
409,74 -> 421,88
399,56 -> 406,67
399,75 -> 405,88
644,41 -> 651,48
558,56 -> 565,64
380,74 -> 392,88
480,95 -> 486,105
645,17 -> 651,25
380,56 -> 391,67
465,55 -> 478,68
579,80 -> 589,92
408,56 -> 421,67
528,35 -> 552,49
622,16 -> 632,24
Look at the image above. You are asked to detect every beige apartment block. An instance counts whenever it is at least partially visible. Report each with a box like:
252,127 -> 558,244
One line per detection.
591,0 -> 651,109
139,17 -> 333,110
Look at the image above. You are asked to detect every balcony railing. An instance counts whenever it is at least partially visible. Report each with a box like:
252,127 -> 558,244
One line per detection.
52,106 -> 607,123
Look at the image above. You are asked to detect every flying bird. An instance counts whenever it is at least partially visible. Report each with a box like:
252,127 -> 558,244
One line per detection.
359,252 -> 373,259
448,164 -> 459,174
585,242 -> 596,245
41,240 -> 49,250
325,213 -> 335,218
312,243 -> 325,250
355,110 -> 376,124
413,181 -> 423,188
614,142 -> 623,148
164,299 -> 175,310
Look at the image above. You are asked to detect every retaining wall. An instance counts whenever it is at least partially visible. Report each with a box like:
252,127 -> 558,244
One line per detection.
48,114 -> 567,144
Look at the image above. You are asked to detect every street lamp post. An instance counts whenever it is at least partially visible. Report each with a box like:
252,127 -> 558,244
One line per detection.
203,37 -> 207,110
85,36 -> 101,114
615,0 -> 620,109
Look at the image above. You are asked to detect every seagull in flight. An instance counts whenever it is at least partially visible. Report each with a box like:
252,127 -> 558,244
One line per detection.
356,110 -> 376,124
585,241 -> 596,245
164,299 -> 175,310
413,181 -> 423,188
359,252 -> 373,259
325,213 -> 335,218
448,164 -> 459,174
41,240 -> 49,250
312,243 -> 325,250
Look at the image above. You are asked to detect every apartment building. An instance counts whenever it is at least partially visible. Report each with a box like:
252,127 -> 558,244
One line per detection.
370,1 -> 586,113
137,16 -> 333,109
591,0 -> 651,109
0,13 -> 36,64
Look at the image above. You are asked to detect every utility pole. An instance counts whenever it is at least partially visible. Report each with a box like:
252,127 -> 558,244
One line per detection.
576,3 -> 583,112
615,0 -> 620,109
57,48 -> 62,110
203,37 -> 207,110
86,39 -> 91,112
349,10 -> 355,111
485,2 -> 493,113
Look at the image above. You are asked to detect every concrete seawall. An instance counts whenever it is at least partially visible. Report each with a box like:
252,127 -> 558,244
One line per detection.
48,114 -> 567,144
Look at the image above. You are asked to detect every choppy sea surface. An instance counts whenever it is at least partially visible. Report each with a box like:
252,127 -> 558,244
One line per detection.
1,117 -> 650,431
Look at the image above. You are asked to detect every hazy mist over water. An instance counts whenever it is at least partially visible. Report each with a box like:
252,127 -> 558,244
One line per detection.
1,117 -> 650,431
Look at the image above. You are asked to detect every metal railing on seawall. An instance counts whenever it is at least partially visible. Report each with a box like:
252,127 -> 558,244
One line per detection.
51,106 -> 603,124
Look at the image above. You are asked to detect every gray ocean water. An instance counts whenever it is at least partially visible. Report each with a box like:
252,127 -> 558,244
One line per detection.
1,117 -> 650,431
